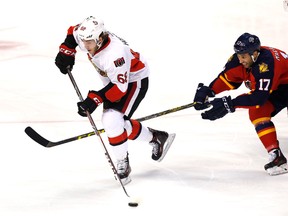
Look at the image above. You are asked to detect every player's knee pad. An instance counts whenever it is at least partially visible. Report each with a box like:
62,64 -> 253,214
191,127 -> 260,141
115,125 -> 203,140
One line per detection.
248,101 -> 274,123
102,109 -> 125,137
126,119 -> 142,140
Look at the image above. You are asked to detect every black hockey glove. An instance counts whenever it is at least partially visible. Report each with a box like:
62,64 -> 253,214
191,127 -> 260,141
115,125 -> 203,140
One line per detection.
201,96 -> 235,121
77,91 -> 103,117
77,98 -> 97,117
55,43 -> 76,74
193,83 -> 215,110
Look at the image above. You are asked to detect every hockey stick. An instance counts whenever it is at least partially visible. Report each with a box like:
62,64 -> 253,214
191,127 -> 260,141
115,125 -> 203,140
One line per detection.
66,69 -> 130,197
25,102 -> 196,148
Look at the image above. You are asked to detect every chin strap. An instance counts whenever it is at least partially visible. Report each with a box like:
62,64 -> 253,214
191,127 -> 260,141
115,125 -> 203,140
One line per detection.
251,52 -> 260,62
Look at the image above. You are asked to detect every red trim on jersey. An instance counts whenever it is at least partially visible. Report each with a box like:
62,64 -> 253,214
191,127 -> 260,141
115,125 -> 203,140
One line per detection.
121,82 -> 137,113
94,36 -> 111,55
130,58 -> 145,72
130,49 -> 145,72
128,120 -> 141,140
108,130 -> 128,146
105,85 -> 126,102
211,65 -> 246,94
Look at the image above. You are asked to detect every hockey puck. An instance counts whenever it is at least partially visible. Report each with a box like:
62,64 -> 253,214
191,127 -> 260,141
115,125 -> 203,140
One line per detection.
128,202 -> 138,207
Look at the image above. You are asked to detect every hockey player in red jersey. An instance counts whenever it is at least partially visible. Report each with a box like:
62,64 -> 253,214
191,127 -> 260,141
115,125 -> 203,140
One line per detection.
193,32 -> 288,176
55,16 -> 175,185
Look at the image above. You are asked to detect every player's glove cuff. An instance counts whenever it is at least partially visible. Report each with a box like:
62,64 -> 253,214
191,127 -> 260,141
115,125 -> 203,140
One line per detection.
193,83 -> 215,110
201,96 -> 235,120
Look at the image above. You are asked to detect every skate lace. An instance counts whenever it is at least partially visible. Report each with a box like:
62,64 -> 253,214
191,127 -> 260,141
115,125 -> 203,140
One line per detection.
117,159 -> 128,174
151,141 -> 160,156
268,150 -> 278,163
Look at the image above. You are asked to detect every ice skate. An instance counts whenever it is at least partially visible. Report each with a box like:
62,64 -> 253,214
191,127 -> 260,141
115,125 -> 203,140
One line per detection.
264,148 -> 288,176
116,153 -> 131,185
149,128 -> 176,162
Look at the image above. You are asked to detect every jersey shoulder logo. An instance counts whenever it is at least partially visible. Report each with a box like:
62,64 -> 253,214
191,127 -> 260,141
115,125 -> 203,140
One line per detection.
114,57 -> 125,67
258,62 -> 269,73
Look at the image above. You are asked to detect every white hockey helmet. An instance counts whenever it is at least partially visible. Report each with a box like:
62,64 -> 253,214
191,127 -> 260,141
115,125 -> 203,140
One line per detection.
78,16 -> 106,42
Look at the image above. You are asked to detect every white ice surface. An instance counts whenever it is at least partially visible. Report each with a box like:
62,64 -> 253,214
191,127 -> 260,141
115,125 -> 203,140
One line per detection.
1,0 -> 288,215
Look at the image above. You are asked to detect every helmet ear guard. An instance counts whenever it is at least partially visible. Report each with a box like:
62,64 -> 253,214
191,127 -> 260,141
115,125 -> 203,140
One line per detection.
233,32 -> 261,55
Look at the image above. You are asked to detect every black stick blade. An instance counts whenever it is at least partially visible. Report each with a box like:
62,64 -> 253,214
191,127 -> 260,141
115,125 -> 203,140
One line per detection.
25,126 -> 51,147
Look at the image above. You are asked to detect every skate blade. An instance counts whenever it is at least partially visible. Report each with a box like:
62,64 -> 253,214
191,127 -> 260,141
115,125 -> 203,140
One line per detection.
266,163 -> 288,176
157,133 -> 176,162
120,176 -> 132,185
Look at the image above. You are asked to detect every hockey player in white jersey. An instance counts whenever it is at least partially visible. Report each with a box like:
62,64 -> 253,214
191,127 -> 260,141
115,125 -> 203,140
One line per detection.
55,16 -> 176,185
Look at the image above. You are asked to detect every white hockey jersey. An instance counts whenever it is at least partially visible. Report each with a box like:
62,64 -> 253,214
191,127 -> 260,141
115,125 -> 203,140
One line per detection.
73,30 -> 150,98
